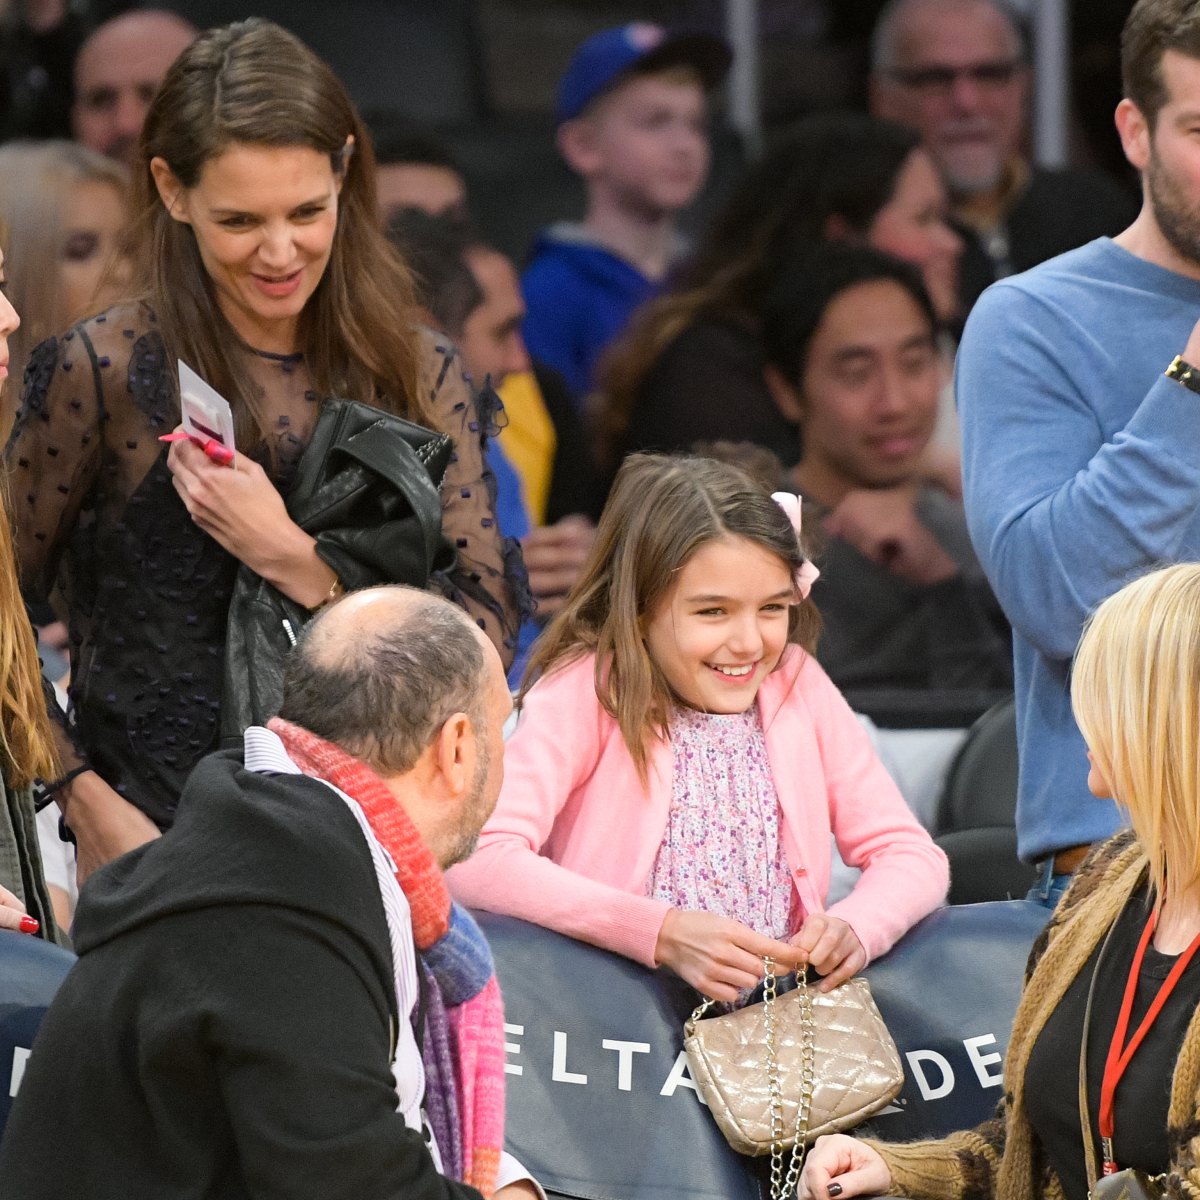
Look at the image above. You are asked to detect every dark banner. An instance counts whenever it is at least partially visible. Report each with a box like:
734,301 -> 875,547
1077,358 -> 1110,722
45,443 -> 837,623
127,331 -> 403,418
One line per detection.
479,900 -> 1049,1200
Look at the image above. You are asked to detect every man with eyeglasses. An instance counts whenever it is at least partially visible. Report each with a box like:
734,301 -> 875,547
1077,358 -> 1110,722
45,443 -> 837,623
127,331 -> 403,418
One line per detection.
869,0 -> 1136,316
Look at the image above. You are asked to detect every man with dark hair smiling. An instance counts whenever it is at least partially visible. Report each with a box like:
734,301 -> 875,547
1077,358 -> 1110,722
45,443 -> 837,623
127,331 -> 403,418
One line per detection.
948,0 -> 1200,907
0,587 -> 542,1200
761,243 -> 1009,697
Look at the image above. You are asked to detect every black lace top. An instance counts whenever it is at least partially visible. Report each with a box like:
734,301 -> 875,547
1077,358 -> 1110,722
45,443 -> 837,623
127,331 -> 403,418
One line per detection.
7,300 -> 527,827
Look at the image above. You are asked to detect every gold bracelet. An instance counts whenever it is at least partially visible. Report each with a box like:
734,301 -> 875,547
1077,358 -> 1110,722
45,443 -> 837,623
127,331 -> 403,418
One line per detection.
308,570 -> 344,613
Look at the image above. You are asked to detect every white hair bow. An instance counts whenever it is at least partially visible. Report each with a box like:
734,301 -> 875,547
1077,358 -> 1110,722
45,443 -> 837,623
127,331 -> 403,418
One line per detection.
771,492 -> 820,601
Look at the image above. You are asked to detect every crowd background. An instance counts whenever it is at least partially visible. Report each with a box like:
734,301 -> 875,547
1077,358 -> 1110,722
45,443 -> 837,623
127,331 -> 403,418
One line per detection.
0,0 -> 1136,268
7,0 -> 1200,1195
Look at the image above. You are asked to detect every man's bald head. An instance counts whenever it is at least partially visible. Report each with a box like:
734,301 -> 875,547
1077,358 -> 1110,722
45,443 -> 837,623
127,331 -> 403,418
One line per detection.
302,585 -> 491,664
73,9 -> 198,164
280,586 -> 500,776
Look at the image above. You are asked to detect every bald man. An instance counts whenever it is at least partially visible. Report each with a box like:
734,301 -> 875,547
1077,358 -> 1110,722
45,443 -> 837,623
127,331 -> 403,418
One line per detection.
869,0 -> 1135,314
72,8 -> 197,164
0,587 -> 541,1200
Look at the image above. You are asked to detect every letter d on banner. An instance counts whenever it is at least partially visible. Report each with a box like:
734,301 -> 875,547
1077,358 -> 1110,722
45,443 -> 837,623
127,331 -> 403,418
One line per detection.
905,1050 -> 954,1101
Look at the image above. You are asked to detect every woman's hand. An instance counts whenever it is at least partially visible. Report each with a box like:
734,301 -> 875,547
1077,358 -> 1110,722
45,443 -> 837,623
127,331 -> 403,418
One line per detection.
0,883 -> 38,936
798,1134 -> 892,1199
166,434 -> 295,567
790,915 -> 867,992
60,770 -> 160,886
655,909 -> 808,1002
166,434 -> 335,607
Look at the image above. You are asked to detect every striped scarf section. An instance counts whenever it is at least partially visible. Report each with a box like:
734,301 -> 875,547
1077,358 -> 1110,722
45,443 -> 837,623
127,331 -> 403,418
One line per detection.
269,718 -> 505,1197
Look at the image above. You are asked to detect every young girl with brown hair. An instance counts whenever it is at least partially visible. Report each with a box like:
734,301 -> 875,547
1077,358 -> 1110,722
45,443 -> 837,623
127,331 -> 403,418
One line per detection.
449,454 -> 948,1000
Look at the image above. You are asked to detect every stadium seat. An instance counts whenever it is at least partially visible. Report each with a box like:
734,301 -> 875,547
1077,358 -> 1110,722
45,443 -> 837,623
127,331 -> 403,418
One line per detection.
933,696 -> 1037,903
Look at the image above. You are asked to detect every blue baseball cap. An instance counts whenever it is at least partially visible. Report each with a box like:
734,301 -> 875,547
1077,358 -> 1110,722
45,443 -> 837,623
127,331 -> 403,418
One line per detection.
557,23 -> 732,124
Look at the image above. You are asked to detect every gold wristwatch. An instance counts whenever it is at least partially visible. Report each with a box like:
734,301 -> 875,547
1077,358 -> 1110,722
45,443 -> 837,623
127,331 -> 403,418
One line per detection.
1165,354 -> 1200,394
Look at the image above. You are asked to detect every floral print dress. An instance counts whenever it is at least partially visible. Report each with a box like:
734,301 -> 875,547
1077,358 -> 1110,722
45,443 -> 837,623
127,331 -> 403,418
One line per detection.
648,704 -> 797,942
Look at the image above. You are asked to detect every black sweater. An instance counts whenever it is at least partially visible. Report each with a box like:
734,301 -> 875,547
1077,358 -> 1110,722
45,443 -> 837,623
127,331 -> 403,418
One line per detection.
0,750 -> 483,1200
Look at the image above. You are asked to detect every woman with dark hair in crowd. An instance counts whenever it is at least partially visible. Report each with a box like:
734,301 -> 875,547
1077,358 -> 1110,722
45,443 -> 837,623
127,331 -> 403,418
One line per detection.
5,18 -> 526,881
0,228 -> 62,941
599,111 -> 962,470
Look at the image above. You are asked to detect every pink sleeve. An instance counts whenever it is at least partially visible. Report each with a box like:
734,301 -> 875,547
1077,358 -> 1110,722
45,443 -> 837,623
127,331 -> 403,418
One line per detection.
804,667 -> 950,962
446,659 -> 672,967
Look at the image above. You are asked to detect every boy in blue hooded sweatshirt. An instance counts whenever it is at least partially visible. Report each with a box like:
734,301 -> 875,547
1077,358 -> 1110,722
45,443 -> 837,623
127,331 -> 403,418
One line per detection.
521,23 -> 730,405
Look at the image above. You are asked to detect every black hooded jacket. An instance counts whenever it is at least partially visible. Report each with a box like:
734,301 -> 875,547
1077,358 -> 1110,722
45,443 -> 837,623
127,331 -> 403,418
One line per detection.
0,749 -> 483,1200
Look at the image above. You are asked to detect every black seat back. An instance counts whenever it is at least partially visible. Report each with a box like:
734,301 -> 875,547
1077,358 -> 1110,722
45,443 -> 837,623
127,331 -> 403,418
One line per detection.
936,696 -> 1019,832
934,697 -> 1036,903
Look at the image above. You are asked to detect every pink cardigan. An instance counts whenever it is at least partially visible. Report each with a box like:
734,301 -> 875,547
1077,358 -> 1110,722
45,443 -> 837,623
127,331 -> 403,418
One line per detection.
448,646 -> 949,967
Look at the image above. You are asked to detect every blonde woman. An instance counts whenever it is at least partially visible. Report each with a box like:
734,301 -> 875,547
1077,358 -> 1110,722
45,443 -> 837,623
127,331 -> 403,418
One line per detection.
0,231 -> 61,941
0,140 -> 130,435
800,562 -> 1200,1200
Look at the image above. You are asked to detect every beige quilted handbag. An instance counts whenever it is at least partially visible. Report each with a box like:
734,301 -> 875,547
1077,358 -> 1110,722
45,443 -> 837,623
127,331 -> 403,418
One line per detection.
683,958 -> 904,1200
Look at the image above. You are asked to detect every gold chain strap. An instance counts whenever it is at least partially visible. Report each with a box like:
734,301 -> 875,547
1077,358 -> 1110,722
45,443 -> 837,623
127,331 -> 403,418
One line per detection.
684,957 -> 818,1200
765,956 -> 815,1200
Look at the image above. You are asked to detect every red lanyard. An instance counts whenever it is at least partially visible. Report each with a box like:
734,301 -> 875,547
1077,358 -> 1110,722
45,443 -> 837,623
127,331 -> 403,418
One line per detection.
1097,909 -> 1200,1175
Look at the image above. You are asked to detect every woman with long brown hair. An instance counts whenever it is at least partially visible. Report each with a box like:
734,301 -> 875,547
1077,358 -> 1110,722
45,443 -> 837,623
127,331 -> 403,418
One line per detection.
5,19 -> 526,881
0,228 -> 61,940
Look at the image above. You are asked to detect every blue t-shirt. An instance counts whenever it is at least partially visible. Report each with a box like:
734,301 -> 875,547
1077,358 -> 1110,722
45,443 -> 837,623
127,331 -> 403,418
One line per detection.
958,237 -> 1200,862
521,225 -> 660,403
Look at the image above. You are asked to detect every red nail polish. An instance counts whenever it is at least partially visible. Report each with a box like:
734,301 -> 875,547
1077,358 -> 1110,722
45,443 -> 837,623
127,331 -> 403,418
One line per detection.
19,915 -> 39,935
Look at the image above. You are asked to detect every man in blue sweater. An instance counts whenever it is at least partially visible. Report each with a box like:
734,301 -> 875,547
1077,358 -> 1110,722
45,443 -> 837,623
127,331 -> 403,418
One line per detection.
958,0 -> 1200,907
